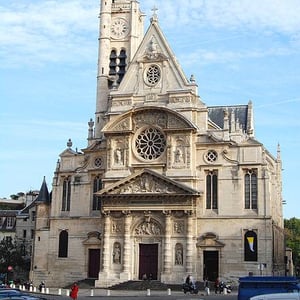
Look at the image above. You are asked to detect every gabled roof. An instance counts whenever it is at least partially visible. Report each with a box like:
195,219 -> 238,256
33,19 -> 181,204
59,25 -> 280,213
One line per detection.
116,15 -> 197,95
96,168 -> 200,197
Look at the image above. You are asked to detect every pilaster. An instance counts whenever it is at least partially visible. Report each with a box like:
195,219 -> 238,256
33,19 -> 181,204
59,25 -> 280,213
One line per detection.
120,211 -> 132,280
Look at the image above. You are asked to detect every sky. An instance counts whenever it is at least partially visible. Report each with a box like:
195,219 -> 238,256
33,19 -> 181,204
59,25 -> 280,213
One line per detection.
1,0 -> 299,219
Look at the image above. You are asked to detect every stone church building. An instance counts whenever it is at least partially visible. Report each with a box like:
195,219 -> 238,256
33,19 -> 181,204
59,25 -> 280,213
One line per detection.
30,0 -> 285,287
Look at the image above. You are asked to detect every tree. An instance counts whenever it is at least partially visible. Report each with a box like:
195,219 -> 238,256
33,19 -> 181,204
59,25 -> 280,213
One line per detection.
284,217 -> 300,275
0,238 -> 29,279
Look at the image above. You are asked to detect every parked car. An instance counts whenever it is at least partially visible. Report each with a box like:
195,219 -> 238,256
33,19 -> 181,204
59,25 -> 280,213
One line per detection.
238,276 -> 300,300
250,292 -> 300,300
0,289 -> 45,300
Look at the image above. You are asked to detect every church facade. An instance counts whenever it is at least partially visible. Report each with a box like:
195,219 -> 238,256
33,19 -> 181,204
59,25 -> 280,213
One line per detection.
30,0 -> 285,287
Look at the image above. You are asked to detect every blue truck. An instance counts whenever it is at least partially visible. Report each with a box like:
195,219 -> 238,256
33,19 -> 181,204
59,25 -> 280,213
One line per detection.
238,276 -> 300,300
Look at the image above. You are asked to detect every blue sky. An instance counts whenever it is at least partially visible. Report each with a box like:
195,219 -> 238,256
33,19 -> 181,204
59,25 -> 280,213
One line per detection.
1,0 -> 299,219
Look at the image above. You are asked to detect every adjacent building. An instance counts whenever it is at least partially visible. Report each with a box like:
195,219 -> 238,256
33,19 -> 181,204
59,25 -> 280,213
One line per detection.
30,0 -> 285,287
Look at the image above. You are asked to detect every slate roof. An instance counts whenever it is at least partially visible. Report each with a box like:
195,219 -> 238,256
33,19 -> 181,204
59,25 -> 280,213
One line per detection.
35,177 -> 51,204
208,105 -> 248,132
0,210 -> 18,231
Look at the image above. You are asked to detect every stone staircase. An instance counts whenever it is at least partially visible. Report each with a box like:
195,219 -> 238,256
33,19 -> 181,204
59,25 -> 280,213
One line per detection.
66,278 -> 183,291
109,280 -> 182,291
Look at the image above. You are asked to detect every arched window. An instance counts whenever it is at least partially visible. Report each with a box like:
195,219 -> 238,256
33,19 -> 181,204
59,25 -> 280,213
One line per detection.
206,171 -> 218,209
117,49 -> 127,83
245,169 -> 257,209
92,176 -> 102,211
58,230 -> 68,258
62,177 -> 71,211
109,50 -> 117,76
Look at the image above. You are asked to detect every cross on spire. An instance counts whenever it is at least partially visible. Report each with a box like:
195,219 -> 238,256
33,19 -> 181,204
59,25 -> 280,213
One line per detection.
151,6 -> 158,22
151,6 -> 158,16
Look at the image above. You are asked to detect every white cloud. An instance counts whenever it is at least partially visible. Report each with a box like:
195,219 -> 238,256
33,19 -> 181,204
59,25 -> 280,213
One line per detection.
0,1 -> 98,68
1,0 -> 300,68
144,0 -> 300,33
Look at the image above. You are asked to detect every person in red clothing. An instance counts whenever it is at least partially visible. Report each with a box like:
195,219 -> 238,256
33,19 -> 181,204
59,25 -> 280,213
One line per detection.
70,282 -> 79,300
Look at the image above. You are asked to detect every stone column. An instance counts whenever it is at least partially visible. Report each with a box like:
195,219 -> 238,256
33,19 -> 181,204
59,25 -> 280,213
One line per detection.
161,210 -> 172,282
95,212 -> 111,287
103,213 -> 111,274
186,210 -> 193,273
120,211 -> 132,281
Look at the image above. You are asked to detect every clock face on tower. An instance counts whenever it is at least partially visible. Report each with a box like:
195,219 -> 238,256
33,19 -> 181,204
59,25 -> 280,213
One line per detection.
111,17 -> 129,39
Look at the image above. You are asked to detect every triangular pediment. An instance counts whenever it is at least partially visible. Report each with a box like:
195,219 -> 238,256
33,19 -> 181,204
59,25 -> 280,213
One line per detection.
96,169 -> 199,196
59,148 -> 78,157
114,17 -> 197,96
196,232 -> 225,248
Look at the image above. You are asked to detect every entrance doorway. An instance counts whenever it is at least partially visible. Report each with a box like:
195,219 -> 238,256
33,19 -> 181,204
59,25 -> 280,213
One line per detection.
139,244 -> 158,280
88,249 -> 100,278
203,250 -> 218,281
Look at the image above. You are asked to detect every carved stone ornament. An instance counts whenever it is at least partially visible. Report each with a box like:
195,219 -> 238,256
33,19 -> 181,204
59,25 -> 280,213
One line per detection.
174,221 -> 184,234
117,174 -> 180,194
133,111 -> 167,129
196,232 -> 225,248
111,221 -> 122,234
135,220 -> 161,236
143,36 -> 168,61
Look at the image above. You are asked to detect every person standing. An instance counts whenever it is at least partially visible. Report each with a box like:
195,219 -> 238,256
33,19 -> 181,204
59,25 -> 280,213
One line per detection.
214,277 -> 220,294
70,282 -> 79,300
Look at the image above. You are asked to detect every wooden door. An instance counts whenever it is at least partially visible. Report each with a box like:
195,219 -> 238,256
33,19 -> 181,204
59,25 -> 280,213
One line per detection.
139,244 -> 158,280
203,250 -> 218,281
88,249 -> 100,278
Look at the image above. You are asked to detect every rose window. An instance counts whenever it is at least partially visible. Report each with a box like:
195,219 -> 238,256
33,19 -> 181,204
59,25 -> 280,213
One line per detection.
135,127 -> 166,160
145,64 -> 161,86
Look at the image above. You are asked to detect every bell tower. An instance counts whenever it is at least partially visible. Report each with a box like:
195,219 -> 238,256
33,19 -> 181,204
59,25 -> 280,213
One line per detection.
94,0 -> 145,139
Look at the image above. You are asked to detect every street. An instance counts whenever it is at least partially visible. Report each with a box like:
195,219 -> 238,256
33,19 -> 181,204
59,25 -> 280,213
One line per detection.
32,288 -> 238,300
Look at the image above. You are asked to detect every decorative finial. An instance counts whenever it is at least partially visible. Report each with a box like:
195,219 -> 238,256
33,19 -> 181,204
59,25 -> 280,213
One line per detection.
190,74 -> 196,83
67,138 -> 72,148
277,143 -> 281,160
88,118 -> 94,128
151,6 -> 158,22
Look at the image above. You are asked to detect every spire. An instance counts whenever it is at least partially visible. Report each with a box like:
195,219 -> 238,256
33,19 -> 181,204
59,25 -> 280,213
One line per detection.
277,143 -> 281,161
88,118 -> 94,142
247,100 -> 254,137
36,176 -> 50,204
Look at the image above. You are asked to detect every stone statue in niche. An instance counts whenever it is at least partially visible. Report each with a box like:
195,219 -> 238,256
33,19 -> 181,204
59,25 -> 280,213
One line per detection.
174,147 -> 184,163
114,148 -> 123,165
113,243 -> 121,264
175,244 -> 183,265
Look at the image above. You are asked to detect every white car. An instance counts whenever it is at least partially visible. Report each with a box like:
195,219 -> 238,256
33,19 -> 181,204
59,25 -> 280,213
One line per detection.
250,293 -> 300,300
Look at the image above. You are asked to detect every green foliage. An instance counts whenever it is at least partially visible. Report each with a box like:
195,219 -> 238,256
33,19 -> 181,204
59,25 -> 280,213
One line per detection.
0,239 -> 28,275
284,217 -> 300,274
